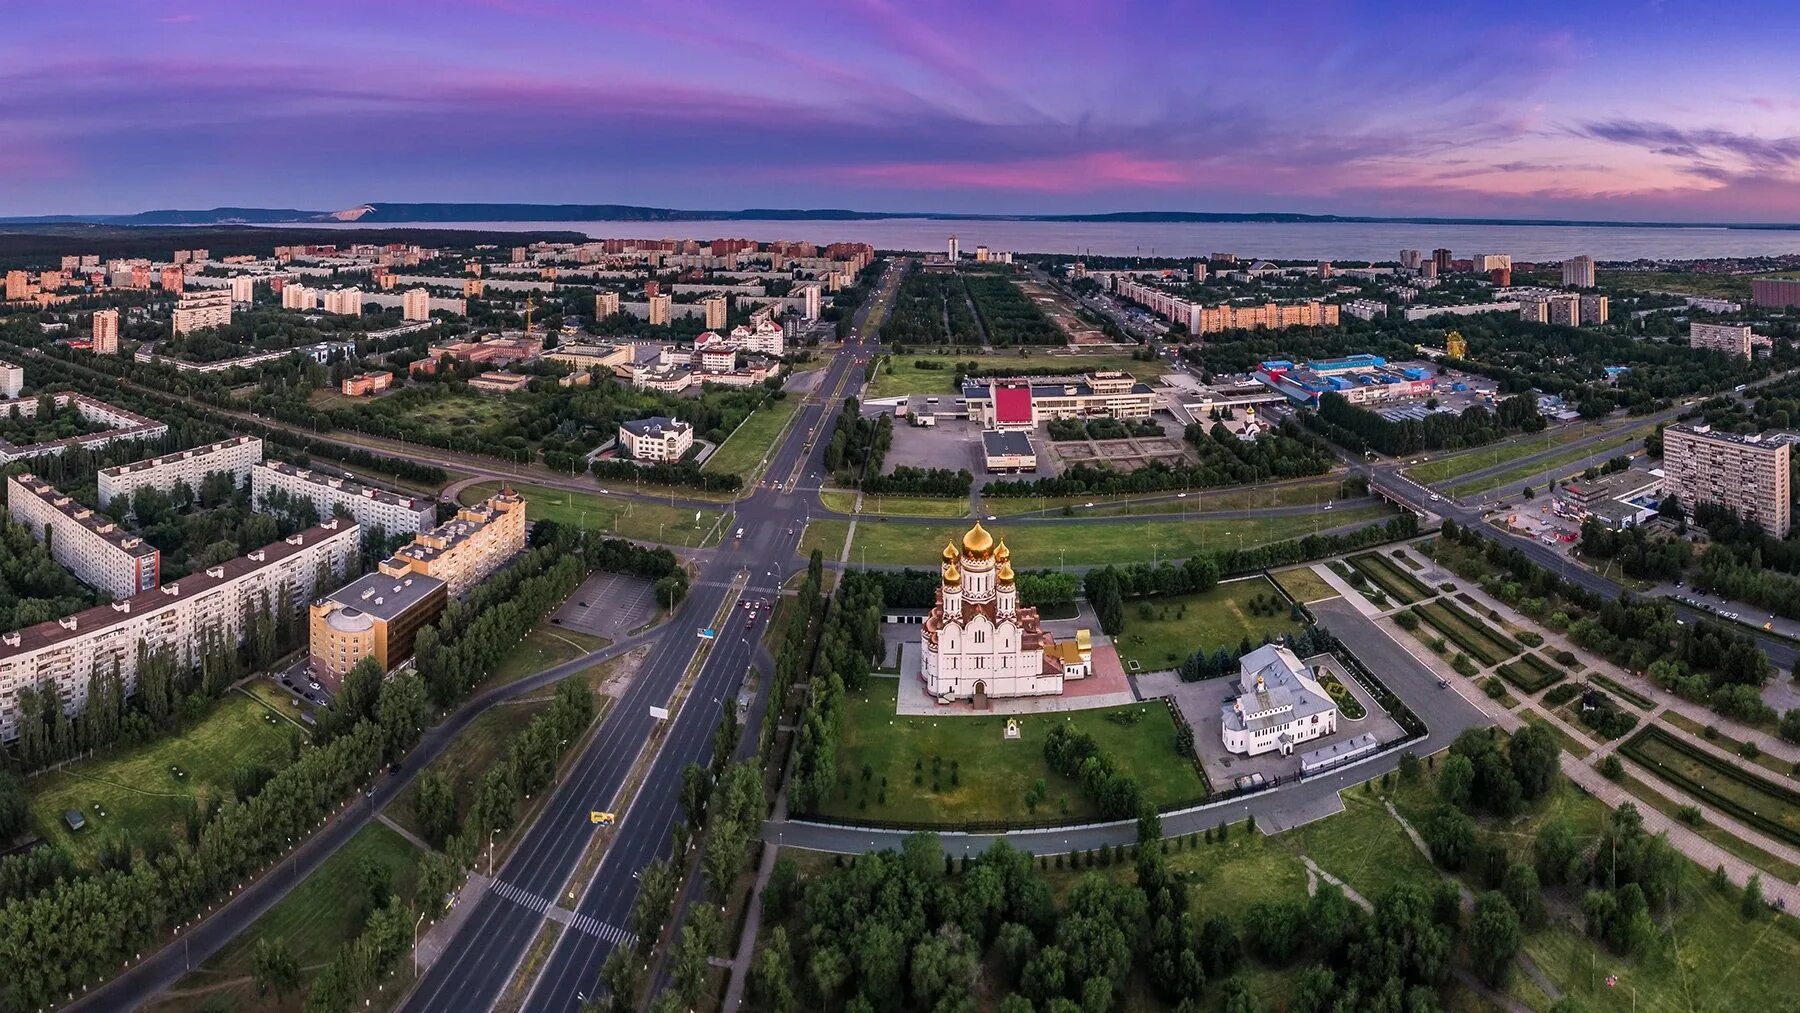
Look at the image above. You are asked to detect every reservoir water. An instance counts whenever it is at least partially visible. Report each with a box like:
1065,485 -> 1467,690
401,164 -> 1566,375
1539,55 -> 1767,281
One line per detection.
303,218 -> 1800,262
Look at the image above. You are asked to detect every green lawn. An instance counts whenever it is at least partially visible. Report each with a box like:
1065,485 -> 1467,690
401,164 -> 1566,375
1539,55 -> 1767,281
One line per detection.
28,692 -> 296,858
703,399 -> 801,479
1113,578 -> 1303,673
1521,711 -> 1593,759
1623,726 -> 1800,846
168,823 -> 422,1009
1661,710 -> 1795,781
458,480 -> 723,546
819,489 -> 971,517
1273,564 -> 1340,604
1412,599 -> 1519,666
819,681 -> 1206,824
811,505 -> 1396,567
1282,788 -> 1441,904
1495,653 -> 1566,694
981,478 -> 1345,518
1445,424 -> 1655,496
1405,425 -> 1598,486
481,623 -> 612,690
1615,774 -> 1800,883
863,352 -> 1167,400
1347,552 -> 1434,604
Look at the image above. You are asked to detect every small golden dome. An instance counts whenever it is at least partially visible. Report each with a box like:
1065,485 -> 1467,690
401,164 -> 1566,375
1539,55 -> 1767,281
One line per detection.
996,561 -> 1015,583
942,541 -> 958,563
943,563 -> 962,584
961,521 -> 994,556
995,540 -> 1010,563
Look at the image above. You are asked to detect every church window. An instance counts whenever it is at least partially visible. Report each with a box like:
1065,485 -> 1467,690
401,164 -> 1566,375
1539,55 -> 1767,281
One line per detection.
973,629 -> 985,644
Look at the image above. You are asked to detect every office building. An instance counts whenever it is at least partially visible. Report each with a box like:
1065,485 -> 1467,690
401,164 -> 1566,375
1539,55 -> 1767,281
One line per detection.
981,430 -> 1037,473
543,342 -> 634,373
963,371 -> 1157,428
0,520 -> 358,741
0,361 -> 20,399
1663,424 -> 1792,536
91,308 -> 120,354
468,371 -> 533,395
1751,278 -> 1800,309
308,563 -> 448,687
252,460 -> 435,537
7,473 -> 161,597
402,287 -> 431,321
618,416 -> 694,461
171,290 -> 231,335
1562,255 -> 1596,288
97,435 -> 262,509
387,489 -> 526,596
1690,321 -> 1755,358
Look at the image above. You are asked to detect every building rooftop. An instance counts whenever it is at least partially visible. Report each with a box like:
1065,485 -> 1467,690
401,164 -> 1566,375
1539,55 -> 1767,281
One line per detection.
8,474 -> 159,559
392,490 -> 522,566
321,569 -> 446,622
620,416 -> 690,438
1221,643 -> 1334,733
256,460 -> 427,510
98,435 -> 258,478
0,519 -> 353,661
982,430 -> 1035,457
1668,423 -> 1798,449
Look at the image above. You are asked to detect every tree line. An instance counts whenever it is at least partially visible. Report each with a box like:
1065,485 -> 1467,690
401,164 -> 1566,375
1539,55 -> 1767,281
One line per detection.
1303,390 -> 1545,457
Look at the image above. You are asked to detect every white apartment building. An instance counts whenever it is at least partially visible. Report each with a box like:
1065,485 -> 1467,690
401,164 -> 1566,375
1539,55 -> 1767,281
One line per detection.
91,310 -> 120,354
1113,277 -> 1202,333
0,520 -> 358,740
0,360 -> 20,399
0,392 -> 169,465
1342,299 -> 1388,321
402,287 -> 431,321
7,473 -> 162,598
1562,256 -> 1596,288
726,320 -> 786,356
281,284 -> 315,310
252,460 -> 435,537
171,289 -> 232,336
97,435 -> 263,509
1472,253 -> 1513,273
618,416 -> 694,461
229,274 -> 255,303
1690,321 -> 1755,358
793,281 -> 822,320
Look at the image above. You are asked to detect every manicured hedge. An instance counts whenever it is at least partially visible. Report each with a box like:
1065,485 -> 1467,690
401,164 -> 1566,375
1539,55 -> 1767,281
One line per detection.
1411,600 -> 1517,666
1496,653 -> 1565,693
1348,552 -> 1433,604
1623,725 -> 1800,847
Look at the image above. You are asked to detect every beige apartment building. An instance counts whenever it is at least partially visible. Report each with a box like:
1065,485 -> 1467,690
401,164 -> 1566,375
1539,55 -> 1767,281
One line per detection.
1196,300 -> 1339,335
1561,256 -> 1596,288
1690,322 -> 1754,358
595,290 -> 621,318
402,287 -> 431,321
1663,424 -> 1792,536
97,435 -> 262,509
387,488 -> 527,596
91,308 -> 120,354
7,474 -> 162,597
0,520 -> 358,740
308,563 -> 447,688
171,289 -> 231,335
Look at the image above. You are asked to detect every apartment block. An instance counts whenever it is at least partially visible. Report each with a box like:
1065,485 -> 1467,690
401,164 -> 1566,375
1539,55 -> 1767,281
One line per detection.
0,520 -> 358,740
595,291 -> 621,318
97,434 -> 262,509
340,371 -> 393,397
1751,278 -> 1800,309
1580,294 -> 1610,325
91,308 -> 120,354
171,289 -> 231,335
401,287 -> 431,321
387,488 -> 526,596
1562,256 -> 1596,288
0,392 -> 169,465
7,474 -> 161,597
281,284 -> 315,310
308,562 -> 447,687
1663,424 -> 1792,536
647,293 -> 672,326
1690,321 -> 1755,358
1196,300 -> 1339,335
251,460 -> 436,537
0,360 -> 20,399
700,294 -> 727,330
321,287 -> 363,316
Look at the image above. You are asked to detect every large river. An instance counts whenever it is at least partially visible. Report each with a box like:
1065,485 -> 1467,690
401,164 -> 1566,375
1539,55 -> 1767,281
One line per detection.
301,218 -> 1800,262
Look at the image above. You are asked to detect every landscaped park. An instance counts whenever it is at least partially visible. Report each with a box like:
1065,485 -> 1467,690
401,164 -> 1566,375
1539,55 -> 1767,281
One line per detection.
1111,577 -> 1302,673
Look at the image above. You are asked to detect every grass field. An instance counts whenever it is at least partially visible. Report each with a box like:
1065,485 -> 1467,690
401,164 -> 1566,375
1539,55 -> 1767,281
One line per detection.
982,478 -> 1345,518
1445,424 -> 1655,496
819,489 -> 971,517
1273,564 -> 1340,604
1521,711 -> 1593,759
1589,672 -> 1655,710
1495,653 -> 1566,694
1405,425 -> 1598,486
387,699 -> 554,840
1661,710 -> 1795,781
1412,599 -> 1519,666
168,823 -> 422,1010
702,399 -> 801,478
482,624 -> 612,690
1623,725 -> 1800,846
809,505 -> 1395,567
1616,773 -> 1800,883
28,692 -> 295,857
1347,552 -> 1434,604
1113,578 -> 1303,673
863,352 -> 1167,400
458,480 -> 723,546
818,681 -> 1206,824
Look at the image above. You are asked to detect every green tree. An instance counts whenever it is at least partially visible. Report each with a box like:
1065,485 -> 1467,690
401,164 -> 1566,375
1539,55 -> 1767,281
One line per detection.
251,937 -> 300,998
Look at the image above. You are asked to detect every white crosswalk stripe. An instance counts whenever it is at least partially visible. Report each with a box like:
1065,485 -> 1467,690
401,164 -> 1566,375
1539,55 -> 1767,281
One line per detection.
492,882 -> 639,948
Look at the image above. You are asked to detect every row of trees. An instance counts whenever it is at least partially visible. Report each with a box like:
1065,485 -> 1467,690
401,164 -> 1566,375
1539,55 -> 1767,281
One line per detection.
963,274 -> 1064,346
790,571 -> 884,814
1304,389 -> 1545,456
1041,725 -> 1147,820
825,398 -> 892,484
855,567 -> 1080,610
863,465 -> 972,497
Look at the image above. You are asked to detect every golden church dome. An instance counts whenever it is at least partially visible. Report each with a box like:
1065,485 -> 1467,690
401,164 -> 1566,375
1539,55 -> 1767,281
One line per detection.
961,521 -> 994,557
995,540 -> 1010,563
996,561 -> 1015,583
942,541 -> 958,563
943,562 -> 962,584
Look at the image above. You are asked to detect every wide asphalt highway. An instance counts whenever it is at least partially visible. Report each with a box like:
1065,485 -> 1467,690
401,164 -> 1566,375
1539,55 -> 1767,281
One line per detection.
405,263 -> 903,1012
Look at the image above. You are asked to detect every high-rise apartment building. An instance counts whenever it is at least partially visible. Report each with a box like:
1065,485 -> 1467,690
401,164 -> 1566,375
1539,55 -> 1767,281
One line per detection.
595,291 -> 621,318
1751,278 -> 1800,309
793,282 -> 822,320
0,520 -> 358,740
1195,300 -> 1340,335
1432,248 -> 1453,273
1562,256 -> 1596,288
1579,294 -> 1609,325
0,361 -> 22,399
171,289 -> 232,335
321,287 -> 363,316
229,274 -> 255,302
4,270 -> 34,300
7,474 -> 161,597
1399,250 -> 1422,270
1472,253 -> 1512,273
401,287 -> 431,321
386,489 -> 526,596
647,293 -> 672,326
947,235 -> 960,262
1690,322 -> 1754,358
281,284 -> 315,310
251,461 -> 436,537
1663,424 -> 1792,536
97,435 -> 262,509
91,308 -> 120,354
159,266 -> 184,293
701,294 -> 727,330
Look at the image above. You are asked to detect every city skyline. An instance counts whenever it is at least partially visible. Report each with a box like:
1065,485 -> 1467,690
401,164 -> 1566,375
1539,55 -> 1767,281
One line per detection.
7,1 -> 1800,222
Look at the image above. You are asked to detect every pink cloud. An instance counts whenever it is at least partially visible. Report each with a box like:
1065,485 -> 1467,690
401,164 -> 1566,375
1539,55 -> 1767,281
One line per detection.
817,151 -> 1193,193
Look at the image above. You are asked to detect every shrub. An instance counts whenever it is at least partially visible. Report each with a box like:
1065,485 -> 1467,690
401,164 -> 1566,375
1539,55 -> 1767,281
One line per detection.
1516,631 -> 1544,648
1453,654 -> 1480,678
1394,611 -> 1421,631
1599,755 -> 1624,780
1484,677 -> 1507,699
1543,684 -> 1581,707
1676,805 -> 1704,826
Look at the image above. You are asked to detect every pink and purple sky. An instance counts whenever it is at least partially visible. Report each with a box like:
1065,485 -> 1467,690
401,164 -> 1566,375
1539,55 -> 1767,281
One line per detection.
6,0 -> 1800,221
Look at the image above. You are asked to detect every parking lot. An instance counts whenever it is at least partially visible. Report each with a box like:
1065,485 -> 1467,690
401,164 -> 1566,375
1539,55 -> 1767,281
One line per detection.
551,572 -> 658,639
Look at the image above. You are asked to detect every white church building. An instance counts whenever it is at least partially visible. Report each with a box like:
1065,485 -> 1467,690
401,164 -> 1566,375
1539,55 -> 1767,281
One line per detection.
1221,643 -> 1338,756
919,522 -> 1089,705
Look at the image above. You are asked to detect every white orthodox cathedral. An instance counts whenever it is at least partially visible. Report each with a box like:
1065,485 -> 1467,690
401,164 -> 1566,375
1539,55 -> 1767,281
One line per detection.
920,522 -> 1088,705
